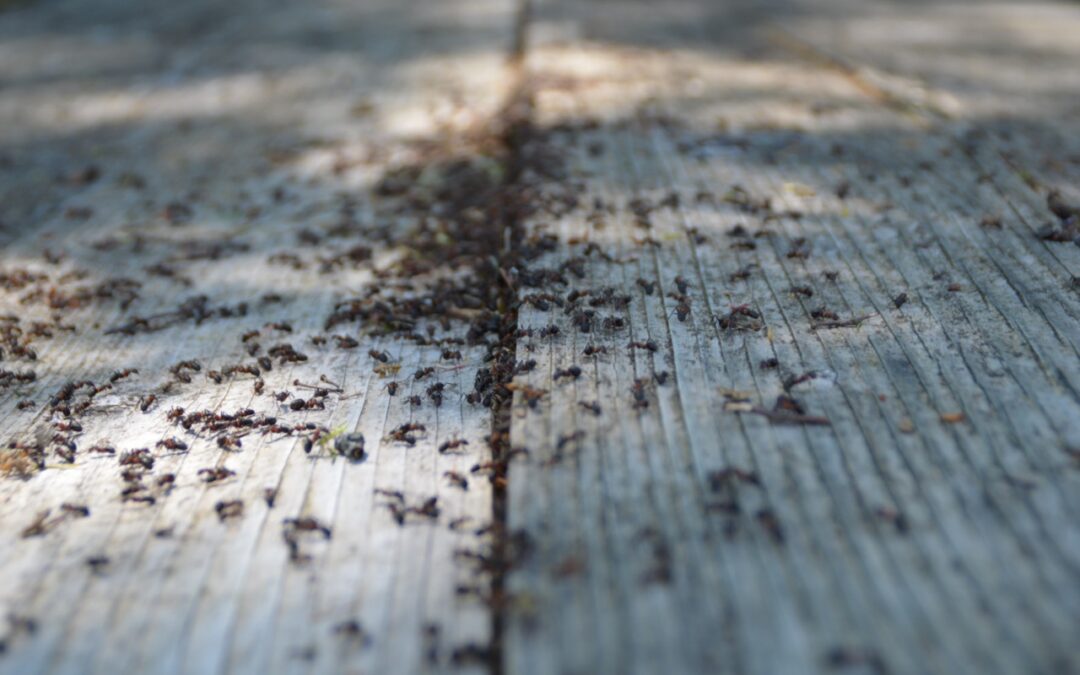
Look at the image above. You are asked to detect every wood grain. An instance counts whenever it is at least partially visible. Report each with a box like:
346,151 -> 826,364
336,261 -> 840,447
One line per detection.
2,0 -> 1078,673
503,1 -> 1080,674
0,0 -> 516,673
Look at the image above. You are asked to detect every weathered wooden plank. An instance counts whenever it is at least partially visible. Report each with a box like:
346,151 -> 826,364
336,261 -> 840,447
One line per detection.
0,0 -> 518,673
782,0 -> 1080,305
781,0 -> 1080,119
503,1 -> 1080,674
4,0 -> 1079,672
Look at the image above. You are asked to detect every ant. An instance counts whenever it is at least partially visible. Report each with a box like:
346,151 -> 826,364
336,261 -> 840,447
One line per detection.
578,401 -> 602,416
283,516 -> 332,539
109,368 -> 138,383
631,379 -> 649,410
139,394 -> 157,412
198,467 -> 235,483
335,335 -> 359,349
156,437 -> 188,452
387,423 -> 426,445
444,471 -> 468,491
119,449 -> 153,469
438,438 -> 469,454
628,340 -> 658,353
215,500 -> 244,521
216,436 -> 242,451
554,366 -> 582,380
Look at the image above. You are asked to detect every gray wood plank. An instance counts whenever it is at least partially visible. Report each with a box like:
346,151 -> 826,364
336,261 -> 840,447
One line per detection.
0,0 -> 517,673
503,1 -> 1080,674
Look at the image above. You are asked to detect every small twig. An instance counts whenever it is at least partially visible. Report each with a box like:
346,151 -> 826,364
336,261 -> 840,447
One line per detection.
810,314 -> 875,331
750,407 -> 831,426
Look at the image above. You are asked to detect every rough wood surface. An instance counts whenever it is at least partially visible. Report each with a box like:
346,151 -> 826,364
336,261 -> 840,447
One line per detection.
0,0 -> 516,673
2,0 -> 1079,674
503,1 -> 1080,674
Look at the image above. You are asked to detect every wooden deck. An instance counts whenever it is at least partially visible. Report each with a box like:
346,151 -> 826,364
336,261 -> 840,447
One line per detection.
1,0 -> 1077,673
